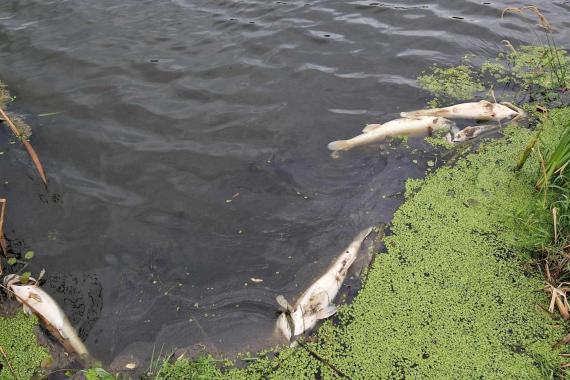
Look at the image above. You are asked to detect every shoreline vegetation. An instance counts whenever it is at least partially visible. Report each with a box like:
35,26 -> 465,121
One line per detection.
1,6 -> 570,380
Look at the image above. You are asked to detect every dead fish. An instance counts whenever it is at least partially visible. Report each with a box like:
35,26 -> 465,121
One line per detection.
452,124 -> 499,142
275,227 -> 372,342
400,100 -> 526,122
328,116 -> 454,151
3,274 -> 90,358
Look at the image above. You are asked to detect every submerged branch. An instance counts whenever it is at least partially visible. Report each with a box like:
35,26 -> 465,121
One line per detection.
0,106 -> 47,186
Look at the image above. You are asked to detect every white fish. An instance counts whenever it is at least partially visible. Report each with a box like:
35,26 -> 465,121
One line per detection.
275,227 -> 372,342
400,100 -> 525,122
328,116 -> 454,151
3,274 -> 89,358
452,124 -> 499,142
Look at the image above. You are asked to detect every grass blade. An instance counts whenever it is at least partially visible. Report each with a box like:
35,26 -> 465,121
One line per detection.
0,198 -> 6,275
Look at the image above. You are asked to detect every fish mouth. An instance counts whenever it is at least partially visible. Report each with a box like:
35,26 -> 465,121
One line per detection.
3,274 -> 19,286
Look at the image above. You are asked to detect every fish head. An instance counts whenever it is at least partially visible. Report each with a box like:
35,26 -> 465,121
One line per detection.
496,102 -> 524,120
276,307 -> 304,341
275,312 -> 293,341
452,131 -> 467,142
452,126 -> 479,142
3,274 -> 19,287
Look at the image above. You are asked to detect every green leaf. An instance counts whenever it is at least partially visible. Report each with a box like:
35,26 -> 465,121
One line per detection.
24,250 -> 35,260
7,257 -> 17,265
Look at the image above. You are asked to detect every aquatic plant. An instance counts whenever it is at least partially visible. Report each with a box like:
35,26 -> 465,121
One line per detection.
418,7 -> 569,109
503,6 -> 569,91
417,64 -> 484,107
0,311 -> 50,380
537,123 -> 570,190
0,80 -> 11,108
80,367 -> 117,380
151,355 -> 222,380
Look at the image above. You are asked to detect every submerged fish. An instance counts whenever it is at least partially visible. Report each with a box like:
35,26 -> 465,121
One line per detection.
400,100 -> 525,122
3,274 -> 89,358
328,116 -> 454,151
452,124 -> 499,142
275,227 -> 373,342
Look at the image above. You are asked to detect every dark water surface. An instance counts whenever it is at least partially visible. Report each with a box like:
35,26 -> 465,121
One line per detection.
1,0 -> 569,366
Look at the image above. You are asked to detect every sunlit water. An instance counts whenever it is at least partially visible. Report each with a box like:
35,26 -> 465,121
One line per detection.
0,0 -> 569,366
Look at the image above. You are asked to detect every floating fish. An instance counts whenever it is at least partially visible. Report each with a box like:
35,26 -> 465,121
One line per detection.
400,100 -> 525,122
3,274 -> 89,358
328,116 -> 454,151
275,227 -> 372,342
452,124 -> 500,142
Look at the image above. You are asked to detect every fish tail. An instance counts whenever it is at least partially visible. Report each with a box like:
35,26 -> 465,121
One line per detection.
327,140 -> 353,151
362,124 -> 382,133
61,322 -> 90,357
357,227 -> 374,241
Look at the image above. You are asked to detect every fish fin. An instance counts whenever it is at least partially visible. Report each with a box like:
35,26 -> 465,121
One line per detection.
327,140 -> 352,151
276,295 -> 292,312
362,124 -> 382,133
315,305 -> 337,320
22,304 -> 33,316
312,290 -> 331,303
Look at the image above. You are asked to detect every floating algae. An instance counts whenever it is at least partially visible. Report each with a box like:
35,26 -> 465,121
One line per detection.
5,113 -> 33,141
417,46 -> 570,108
0,311 -> 50,380
418,64 -> 485,107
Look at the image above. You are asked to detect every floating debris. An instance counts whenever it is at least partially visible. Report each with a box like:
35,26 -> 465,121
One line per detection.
0,106 -> 47,185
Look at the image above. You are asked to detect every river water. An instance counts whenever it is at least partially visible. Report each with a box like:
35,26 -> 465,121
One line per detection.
0,0 -> 569,367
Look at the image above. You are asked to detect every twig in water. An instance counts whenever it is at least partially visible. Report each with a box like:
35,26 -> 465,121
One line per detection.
0,198 -> 7,275
297,338 -> 352,380
0,107 -> 47,186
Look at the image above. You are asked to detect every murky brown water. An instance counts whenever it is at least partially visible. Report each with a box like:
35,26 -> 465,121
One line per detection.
1,0 -> 569,366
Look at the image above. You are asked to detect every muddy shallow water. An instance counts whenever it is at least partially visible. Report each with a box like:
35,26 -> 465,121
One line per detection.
1,0 -> 569,366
